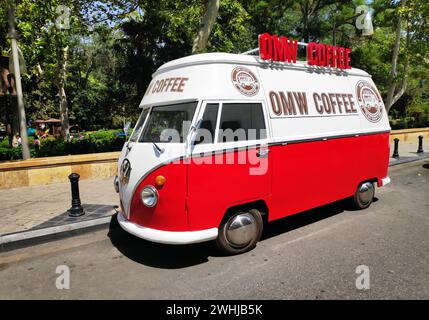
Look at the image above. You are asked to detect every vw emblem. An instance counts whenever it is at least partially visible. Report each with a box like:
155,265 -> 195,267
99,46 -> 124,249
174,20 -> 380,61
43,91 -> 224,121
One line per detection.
120,159 -> 131,184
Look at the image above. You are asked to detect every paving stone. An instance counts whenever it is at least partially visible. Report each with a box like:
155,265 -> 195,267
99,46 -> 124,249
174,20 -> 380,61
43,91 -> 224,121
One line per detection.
0,177 -> 119,235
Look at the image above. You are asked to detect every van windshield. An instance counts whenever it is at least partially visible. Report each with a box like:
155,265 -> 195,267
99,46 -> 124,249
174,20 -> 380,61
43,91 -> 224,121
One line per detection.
139,101 -> 198,143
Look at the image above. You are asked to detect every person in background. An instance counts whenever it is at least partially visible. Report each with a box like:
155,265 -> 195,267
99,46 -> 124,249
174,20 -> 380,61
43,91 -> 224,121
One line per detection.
12,133 -> 18,147
33,134 -> 41,152
12,132 -> 21,147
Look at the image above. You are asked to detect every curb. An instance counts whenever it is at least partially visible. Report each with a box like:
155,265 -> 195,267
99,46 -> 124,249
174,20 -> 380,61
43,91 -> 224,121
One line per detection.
389,153 -> 429,167
0,215 -> 114,252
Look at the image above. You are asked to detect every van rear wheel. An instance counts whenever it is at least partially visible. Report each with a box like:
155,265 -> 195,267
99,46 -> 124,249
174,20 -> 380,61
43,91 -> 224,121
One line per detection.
352,181 -> 375,209
216,209 -> 263,255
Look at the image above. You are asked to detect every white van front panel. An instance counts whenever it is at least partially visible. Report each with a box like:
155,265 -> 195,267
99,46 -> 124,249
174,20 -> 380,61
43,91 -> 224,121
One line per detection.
118,142 -> 185,218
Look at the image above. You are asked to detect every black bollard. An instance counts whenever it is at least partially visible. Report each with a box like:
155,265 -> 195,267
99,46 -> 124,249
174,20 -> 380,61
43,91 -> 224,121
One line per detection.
417,135 -> 424,153
68,173 -> 85,217
392,138 -> 400,158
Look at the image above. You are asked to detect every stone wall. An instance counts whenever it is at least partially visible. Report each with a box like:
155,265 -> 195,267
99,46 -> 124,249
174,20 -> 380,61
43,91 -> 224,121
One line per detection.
0,152 -> 120,189
389,128 -> 429,144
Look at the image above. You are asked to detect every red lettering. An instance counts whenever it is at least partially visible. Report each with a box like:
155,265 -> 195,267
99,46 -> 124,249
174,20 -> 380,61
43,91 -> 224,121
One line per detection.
259,33 -> 298,63
259,33 -> 272,60
307,42 -> 317,65
345,48 -> 351,69
326,45 -> 333,67
287,39 -> 298,63
273,35 -> 286,61
338,48 -> 345,69
331,47 -> 338,68
316,44 -> 326,66
258,33 -> 351,68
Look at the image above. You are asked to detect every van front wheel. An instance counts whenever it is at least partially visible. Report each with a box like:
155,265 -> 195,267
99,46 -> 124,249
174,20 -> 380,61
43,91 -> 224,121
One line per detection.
216,209 -> 263,255
352,181 -> 375,209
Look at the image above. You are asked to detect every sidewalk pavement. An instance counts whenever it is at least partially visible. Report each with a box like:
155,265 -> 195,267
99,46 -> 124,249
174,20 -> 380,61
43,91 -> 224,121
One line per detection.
0,177 -> 119,237
388,140 -> 429,166
0,138 -> 427,249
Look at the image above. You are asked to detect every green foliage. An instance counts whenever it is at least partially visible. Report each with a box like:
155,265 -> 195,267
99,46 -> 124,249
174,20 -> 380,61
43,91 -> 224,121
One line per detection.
1,0 -> 428,142
0,129 -> 125,160
0,146 -> 32,161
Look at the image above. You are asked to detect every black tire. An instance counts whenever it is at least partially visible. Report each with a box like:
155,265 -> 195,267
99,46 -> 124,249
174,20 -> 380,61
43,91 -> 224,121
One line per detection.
351,181 -> 375,210
216,209 -> 263,255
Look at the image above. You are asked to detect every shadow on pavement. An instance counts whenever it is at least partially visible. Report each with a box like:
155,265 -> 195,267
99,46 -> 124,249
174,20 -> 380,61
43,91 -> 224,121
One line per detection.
108,214 -> 217,269
261,198 -> 355,241
108,197 -> 370,269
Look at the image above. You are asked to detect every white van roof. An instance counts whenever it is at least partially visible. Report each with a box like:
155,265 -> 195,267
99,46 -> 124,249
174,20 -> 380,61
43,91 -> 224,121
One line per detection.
141,51 -> 389,143
154,52 -> 371,78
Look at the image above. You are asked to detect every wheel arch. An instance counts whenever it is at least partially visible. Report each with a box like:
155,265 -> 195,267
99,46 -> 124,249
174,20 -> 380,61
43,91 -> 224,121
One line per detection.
219,199 -> 269,227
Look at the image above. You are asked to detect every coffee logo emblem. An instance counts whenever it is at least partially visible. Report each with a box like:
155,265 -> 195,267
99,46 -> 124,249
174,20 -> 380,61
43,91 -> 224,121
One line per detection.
120,158 -> 131,184
231,67 -> 259,96
356,80 -> 384,123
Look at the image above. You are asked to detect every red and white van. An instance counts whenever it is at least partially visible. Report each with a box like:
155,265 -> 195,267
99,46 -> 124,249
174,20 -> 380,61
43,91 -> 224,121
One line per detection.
115,50 -> 391,254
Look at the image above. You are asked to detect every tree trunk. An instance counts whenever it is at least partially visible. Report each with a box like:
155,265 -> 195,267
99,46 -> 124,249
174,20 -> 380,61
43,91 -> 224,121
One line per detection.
192,0 -> 220,54
385,0 -> 407,113
302,2 -> 309,43
56,46 -> 70,139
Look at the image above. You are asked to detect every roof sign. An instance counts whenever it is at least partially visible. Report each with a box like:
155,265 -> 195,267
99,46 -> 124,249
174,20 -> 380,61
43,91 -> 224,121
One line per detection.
258,33 -> 352,69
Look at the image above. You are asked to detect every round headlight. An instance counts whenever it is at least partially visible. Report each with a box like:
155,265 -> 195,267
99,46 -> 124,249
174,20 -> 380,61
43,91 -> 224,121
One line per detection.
141,185 -> 158,207
113,175 -> 119,193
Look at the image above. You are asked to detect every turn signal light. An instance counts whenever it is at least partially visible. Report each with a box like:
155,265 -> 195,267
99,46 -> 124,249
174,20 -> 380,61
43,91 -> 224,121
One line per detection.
155,175 -> 166,187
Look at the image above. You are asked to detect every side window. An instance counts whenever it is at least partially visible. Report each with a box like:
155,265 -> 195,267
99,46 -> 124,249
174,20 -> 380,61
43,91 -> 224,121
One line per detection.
218,103 -> 266,143
194,103 -> 219,145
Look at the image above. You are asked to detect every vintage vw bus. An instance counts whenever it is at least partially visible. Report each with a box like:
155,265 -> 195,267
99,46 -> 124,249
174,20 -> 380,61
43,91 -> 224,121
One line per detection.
114,49 -> 390,255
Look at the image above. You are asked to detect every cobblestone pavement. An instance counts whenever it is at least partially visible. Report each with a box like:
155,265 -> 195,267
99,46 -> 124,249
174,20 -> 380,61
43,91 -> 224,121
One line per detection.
0,177 -> 119,235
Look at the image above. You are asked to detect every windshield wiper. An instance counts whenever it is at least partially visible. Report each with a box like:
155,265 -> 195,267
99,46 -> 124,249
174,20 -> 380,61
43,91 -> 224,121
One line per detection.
152,141 -> 165,154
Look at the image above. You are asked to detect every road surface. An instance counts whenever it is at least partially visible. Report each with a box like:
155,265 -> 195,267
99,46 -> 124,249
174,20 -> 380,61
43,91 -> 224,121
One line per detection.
0,160 -> 428,299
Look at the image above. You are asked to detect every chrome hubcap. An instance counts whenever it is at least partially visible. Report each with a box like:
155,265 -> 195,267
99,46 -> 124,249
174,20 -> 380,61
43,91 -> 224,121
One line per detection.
358,182 -> 374,204
225,213 -> 257,248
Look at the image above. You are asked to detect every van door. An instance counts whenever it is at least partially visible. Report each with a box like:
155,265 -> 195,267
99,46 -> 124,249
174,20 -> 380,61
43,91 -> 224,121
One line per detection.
187,101 -> 271,231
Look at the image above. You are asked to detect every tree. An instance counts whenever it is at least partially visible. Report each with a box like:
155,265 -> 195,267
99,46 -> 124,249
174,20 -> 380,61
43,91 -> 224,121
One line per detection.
1,0 -> 427,138
192,0 -> 219,54
385,0 -> 429,113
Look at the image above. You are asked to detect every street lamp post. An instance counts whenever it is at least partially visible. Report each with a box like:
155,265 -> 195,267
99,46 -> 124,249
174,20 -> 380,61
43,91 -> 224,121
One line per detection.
7,2 -> 30,160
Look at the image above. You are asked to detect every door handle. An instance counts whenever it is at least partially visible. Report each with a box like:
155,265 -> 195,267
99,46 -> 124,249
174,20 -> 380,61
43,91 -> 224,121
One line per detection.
256,148 -> 270,158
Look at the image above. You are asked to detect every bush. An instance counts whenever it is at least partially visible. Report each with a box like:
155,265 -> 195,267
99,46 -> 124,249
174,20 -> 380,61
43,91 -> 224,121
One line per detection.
0,146 -> 36,161
0,129 -> 126,161
390,117 -> 429,130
